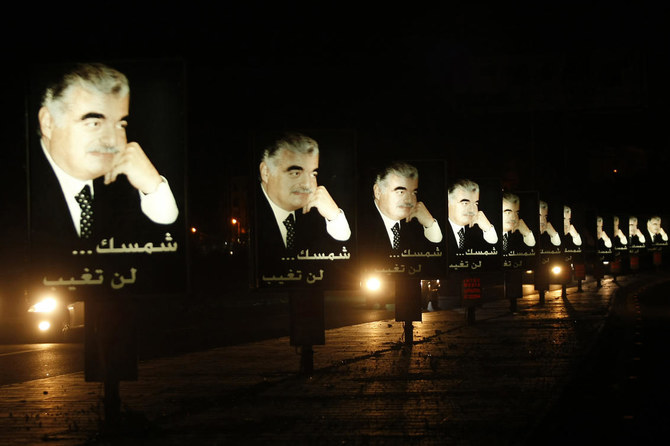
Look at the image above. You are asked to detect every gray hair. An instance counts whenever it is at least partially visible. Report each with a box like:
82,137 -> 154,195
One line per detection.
502,192 -> 519,204
375,161 -> 418,191
539,200 -> 548,211
448,179 -> 479,203
41,63 -> 129,127
261,132 -> 319,171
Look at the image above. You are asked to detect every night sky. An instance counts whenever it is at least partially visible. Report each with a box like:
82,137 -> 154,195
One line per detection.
2,2 -> 670,265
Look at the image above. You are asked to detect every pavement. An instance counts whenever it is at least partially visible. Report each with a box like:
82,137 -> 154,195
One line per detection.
0,272 -> 667,445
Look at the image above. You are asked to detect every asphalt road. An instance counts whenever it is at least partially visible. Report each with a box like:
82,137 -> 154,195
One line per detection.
0,282 -> 557,388
0,293 -> 396,386
0,343 -> 84,386
527,278 -> 670,444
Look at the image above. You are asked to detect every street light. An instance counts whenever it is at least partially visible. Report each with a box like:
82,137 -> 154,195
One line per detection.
231,218 -> 240,242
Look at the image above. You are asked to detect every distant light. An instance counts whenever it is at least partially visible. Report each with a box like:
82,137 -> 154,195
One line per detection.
38,321 -> 51,331
613,169 -> 618,174
551,266 -> 562,275
231,218 -> 238,225
191,227 -> 197,233
525,270 -> 534,275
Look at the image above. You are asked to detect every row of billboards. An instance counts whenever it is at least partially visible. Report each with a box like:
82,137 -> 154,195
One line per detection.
24,60 -> 667,301
252,129 -> 668,289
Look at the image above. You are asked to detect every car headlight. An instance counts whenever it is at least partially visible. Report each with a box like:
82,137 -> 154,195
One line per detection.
365,277 -> 382,292
38,321 -> 52,331
28,297 -> 59,313
551,266 -> 562,276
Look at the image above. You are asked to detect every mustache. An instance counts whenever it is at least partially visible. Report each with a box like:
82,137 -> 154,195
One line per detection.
86,145 -> 120,154
291,187 -> 314,194
398,203 -> 414,208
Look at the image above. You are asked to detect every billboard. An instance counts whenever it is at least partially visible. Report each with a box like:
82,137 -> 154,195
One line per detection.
251,130 -> 356,289
501,191 -> 539,270
446,177 -> 502,272
26,60 -> 187,301
357,159 -> 446,281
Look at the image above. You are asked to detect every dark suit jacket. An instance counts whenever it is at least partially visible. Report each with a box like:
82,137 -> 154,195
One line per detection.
358,201 -> 439,272
562,233 -> 582,252
502,230 -> 532,255
254,184 -> 347,282
446,222 -> 495,256
539,231 -> 561,252
29,146 -> 176,297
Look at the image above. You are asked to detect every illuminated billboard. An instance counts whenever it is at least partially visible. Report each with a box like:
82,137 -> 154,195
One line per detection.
446,178 -> 501,272
26,60 -> 187,300
357,159 -> 446,280
251,130 -> 356,289
501,191 -> 539,270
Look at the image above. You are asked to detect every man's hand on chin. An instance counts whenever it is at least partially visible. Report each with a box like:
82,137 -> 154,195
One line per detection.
104,142 -> 162,194
303,185 -> 340,221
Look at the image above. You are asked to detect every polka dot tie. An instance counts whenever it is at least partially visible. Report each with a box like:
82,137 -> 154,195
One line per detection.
503,231 -> 509,252
392,222 -> 400,250
75,185 -> 94,239
458,227 -> 465,250
283,213 -> 296,250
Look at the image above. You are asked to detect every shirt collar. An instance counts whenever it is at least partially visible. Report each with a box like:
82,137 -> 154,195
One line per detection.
449,219 -> 465,235
41,140 -> 94,199
261,183 -> 294,226
374,201 -> 400,230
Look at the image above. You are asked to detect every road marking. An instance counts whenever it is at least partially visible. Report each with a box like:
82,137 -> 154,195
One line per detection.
0,348 -> 48,357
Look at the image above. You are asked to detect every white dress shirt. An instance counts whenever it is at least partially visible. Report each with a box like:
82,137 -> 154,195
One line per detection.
42,142 -> 179,237
375,202 -> 442,247
261,184 -> 351,248
449,219 -> 498,248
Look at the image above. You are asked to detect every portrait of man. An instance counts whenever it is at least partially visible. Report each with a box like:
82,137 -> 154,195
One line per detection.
28,60 -> 186,297
596,216 -> 613,250
629,216 -> 646,247
358,161 -> 443,269
613,215 -> 628,249
562,205 -> 582,251
31,62 -> 179,251
538,200 -> 561,250
646,215 -> 668,245
501,192 -> 536,254
447,179 -> 498,254
255,132 -> 351,283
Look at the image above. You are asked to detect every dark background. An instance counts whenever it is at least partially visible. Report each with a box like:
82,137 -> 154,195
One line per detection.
2,2 -> 670,294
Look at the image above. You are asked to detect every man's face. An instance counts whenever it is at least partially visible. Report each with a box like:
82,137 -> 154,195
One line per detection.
597,217 -> 603,237
649,218 -> 661,234
539,207 -> 548,233
563,206 -> 572,231
629,217 -> 638,234
260,149 -> 319,212
449,187 -> 478,227
40,86 -> 129,181
374,173 -> 418,221
502,199 -> 519,232
563,206 -> 572,221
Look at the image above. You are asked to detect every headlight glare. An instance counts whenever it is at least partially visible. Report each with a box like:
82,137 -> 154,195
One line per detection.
29,297 -> 58,313
365,277 -> 382,292
38,321 -> 51,331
